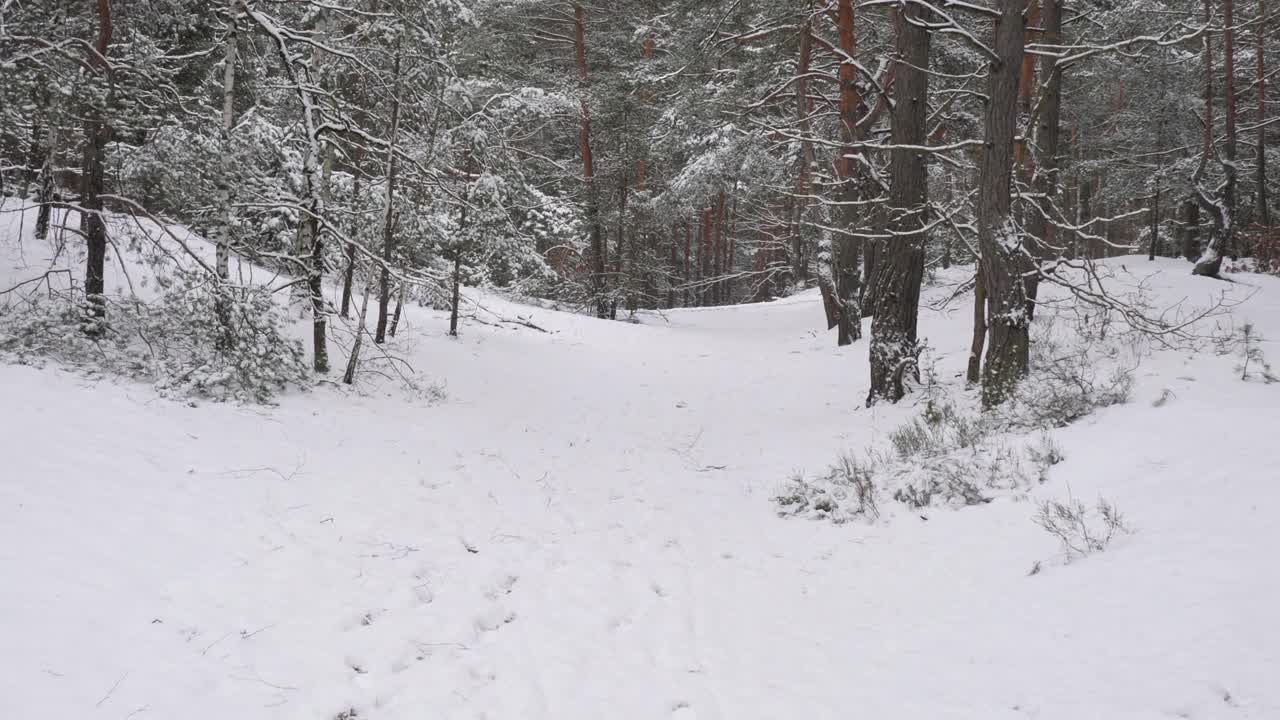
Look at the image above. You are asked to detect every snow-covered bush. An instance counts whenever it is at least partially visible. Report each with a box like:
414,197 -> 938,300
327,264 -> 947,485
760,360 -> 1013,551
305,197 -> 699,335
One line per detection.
0,277 -> 308,403
1034,496 -> 1131,562
775,454 -> 879,524
998,316 -> 1136,428
776,402 -> 1064,523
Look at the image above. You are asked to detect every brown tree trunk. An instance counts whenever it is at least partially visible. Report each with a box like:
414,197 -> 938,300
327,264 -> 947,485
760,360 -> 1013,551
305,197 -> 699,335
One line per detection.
1257,0 -> 1270,228
1224,0 -> 1238,257
342,283 -> 372,385
683,222 -> 691,307
1193,0 -> 1228,276
339,148 -> 364,319
832,0 -> 864,343
1182,199 -> 1201,261
1024,0 -> 1063,318
34,126 -> 54,241
388,283 -> 407,337
967,271 -> 988,384
978,0 -> 1032,407
867,3 -> 929,404
81,0 -> 113,326
573,3 -> 608,318
375,42 -> 403,344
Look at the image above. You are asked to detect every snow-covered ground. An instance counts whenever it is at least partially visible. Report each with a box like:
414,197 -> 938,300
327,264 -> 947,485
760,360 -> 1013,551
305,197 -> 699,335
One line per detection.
3,201 -> 1279,719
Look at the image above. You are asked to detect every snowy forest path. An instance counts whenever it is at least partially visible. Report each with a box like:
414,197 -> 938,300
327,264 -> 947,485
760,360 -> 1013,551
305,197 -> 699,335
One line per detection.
4,261 -> 1280,719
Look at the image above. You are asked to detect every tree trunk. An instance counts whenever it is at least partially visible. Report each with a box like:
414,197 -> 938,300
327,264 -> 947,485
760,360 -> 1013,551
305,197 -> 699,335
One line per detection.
81,0 -> 113,326
573,3 -> 608,318
342,282 -> 372,385
449,251 -> 462,337
1257,0 -> 1270,228
34,125 -> 54,241
967,271 -> 988,385
833,0 -> 864,344
375,42 -> 403,345
339,150 -> 363,319
867,3 -> 929,404
215,0 -> 238,281
977,0 -> 1032,408
1182,199 -> 1200,261
1149,183 -> 1160,260
388,282 -> 407,337
1024,0 -> 1063,318
1193,0 -> 1228,277
683,222 -> 691,307
1223,0 -> 1238,258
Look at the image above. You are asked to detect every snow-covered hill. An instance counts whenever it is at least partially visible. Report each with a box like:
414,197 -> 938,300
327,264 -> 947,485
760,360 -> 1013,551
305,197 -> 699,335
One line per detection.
3,201 -> 1279,719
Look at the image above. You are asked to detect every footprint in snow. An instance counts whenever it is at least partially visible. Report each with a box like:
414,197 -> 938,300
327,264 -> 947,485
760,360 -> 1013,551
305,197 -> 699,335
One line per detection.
671,702 -> 697,719
473,606 -> 517,636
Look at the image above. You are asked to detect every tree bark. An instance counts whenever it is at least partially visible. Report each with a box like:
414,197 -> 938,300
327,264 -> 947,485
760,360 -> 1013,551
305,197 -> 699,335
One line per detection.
215,0 -> 238,281
967,270 -> 988,385
388,283 -> 407,337
1223,0 -> 1238,257
339,148 -> 363,319
1192,0 -> 1228,277
81,0 -> 113,326
375,41 -> 403,344
1024,0 -> 1063,318
573,3 -> 608,318
867,3 -> 929,404
1182,199 -> 1200,261
34,125 -> 54,241
832,0 -> 864,344
977,0 -> 1032,407
342,282 -> 372,385
1257,0 -> 1270,228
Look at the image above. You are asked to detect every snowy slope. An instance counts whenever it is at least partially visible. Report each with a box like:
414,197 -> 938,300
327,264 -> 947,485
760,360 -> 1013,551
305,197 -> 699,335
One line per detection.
2,201 -> 1279,720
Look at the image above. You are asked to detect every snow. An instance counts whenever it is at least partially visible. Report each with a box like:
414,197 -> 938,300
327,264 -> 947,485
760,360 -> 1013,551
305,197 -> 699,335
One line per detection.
3,200 -> 1280,719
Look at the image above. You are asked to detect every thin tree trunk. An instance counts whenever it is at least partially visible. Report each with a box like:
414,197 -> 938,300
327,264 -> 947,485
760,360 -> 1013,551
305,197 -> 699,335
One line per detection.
1257,0 -> 1270,228
1183,199 -> 1200,260
449,184 -> 470,337
967,270 -> 988,384
573,3 -> 608,318
81,0 -> 113,326
215,0 -> 238,281
1024,0 -> 1063,318
867,2 -> 929,404
449,252 -> 462,336
1150,131 -> 1162,261
833,0 -> 863,343
375,42 -> 403,344
1193,0 -> 1228,276
340,150 -> 363,319
978,0 -> 1032,407
388,282 -> 407,337
34,125 -> 54,240
1224,0 -> 1238,257
342,282 -> 372,385
683,222 -> 691,307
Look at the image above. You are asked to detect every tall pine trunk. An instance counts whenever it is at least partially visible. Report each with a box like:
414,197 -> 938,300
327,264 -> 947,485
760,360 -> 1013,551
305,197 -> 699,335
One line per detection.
833,0 -> 864,344
574,3 -> 608,318
1257,0 -> 1270,227
1024,0 -> 1063,317
867,3 -> 929,404
215,0 -> 238,281
1224,0 -> 1238,256
978,0 -> 1032,407
1193,0 -> 1229,276
81,0 -> 113,326
375,41 -> 403,344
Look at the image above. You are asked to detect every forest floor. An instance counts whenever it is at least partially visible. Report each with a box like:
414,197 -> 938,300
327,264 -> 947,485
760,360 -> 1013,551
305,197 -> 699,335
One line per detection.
3,201 -> 1280,719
